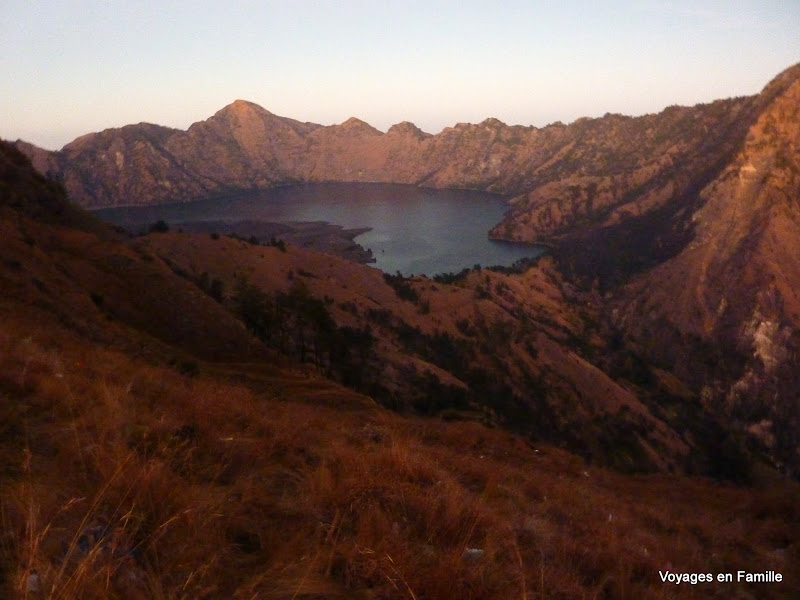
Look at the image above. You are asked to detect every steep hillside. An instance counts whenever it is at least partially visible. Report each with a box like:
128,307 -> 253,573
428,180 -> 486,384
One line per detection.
142,231 -> 703,474
10,65 -> 800,476
0,141 -> 106,235
11,136 -> 789,477
4,307 -> 798,599
521,63 -> 800,287
2,139 -> 799,600
613,64 -> 800,475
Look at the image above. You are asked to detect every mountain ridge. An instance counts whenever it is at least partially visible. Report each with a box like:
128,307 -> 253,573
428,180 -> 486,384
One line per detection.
16,61 -> 798,214
612,66 -> 800,472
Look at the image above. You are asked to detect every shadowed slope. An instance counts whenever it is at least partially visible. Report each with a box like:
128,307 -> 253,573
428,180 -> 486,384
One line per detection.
613,64 -> 800,475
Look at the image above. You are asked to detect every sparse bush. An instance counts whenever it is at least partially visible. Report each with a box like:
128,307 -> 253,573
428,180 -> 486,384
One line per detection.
148,219 -> 170,233
177,359 -> 199,377
268,236 -> 287,252
383,271 -> 419,302
432,267 -> 472,284
366,307 -> 392,326
474,284 -> 491,300
339,300 -> 358,315
456,318 -> 476,337
196,271 -> 224,302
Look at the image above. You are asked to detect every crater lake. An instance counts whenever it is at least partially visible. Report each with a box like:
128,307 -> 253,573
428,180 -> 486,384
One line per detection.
95,183 -> 544,276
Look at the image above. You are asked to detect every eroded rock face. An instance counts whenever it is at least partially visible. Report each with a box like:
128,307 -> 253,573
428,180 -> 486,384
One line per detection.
616,68 -> 800,344
612,66 -> 800,473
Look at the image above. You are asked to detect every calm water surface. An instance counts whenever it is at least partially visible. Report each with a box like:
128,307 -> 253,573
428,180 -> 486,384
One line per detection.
96,183 -> 543,276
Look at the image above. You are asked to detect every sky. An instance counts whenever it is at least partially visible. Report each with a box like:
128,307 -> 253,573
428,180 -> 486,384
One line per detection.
2,1 -> 799,150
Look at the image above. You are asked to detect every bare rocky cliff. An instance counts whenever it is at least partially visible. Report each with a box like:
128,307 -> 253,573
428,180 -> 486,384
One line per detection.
612,64 -> 800,473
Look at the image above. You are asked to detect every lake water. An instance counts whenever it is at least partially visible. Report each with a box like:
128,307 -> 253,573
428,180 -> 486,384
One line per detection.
95,183 -> 544,276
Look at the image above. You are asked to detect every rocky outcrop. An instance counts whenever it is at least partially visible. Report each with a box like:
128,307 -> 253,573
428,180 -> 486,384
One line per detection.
612,64 -> 800,474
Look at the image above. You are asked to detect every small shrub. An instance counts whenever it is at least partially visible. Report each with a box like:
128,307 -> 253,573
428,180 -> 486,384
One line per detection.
383,271 -> 419,303
474,284 -> 491,300
148,220 -> 170,233
268,237 -> 287,252
177,359 -> 199,377
433,267 -> 472,284
340,301 -> 358,315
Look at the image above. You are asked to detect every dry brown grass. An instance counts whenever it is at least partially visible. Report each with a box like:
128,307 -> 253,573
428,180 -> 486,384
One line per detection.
141,232 -> 699,474
1,309 -> 799,599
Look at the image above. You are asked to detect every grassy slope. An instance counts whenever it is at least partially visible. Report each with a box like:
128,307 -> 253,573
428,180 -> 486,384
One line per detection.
0,222 -> 796,600
1,141 -> 798,598
1,304 -> 799,599
142,231 -> 696,473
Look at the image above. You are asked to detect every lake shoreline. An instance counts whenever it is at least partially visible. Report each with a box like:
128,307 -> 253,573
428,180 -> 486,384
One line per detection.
172,219 -> 376,264
94,183 -> 546,275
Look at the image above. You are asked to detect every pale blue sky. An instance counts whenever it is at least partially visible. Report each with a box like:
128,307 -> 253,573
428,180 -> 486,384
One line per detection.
2,1 -> 799,150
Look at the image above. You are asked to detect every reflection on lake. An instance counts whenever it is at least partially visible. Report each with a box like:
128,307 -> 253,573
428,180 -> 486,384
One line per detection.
95,183 -> 544,276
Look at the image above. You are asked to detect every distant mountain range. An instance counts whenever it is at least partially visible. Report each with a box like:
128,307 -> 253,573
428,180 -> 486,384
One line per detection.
11,61 -> 800,475
14,65 -> 795,216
